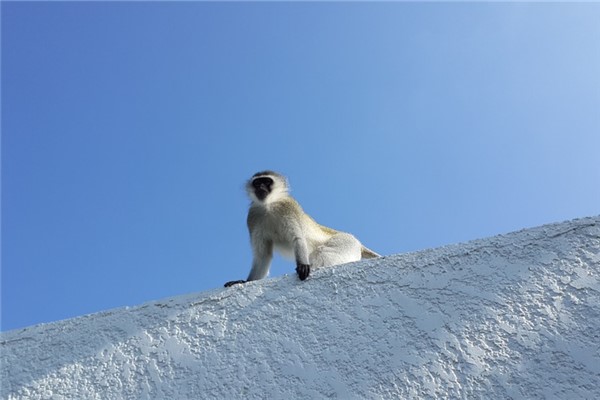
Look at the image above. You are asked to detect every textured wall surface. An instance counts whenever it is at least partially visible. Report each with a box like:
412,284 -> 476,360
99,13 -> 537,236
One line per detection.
2,216 -> 599,399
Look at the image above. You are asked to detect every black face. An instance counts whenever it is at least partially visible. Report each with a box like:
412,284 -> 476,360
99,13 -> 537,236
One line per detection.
252,177 -> 274,201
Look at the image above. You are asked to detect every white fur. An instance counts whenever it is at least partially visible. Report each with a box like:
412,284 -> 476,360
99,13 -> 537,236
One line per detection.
309,233 -> 362,268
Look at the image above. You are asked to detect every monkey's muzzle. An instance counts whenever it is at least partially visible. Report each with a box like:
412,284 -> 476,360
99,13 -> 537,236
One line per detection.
255,186 -> 269,201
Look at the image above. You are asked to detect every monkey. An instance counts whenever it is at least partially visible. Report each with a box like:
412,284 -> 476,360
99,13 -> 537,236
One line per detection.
224,171 -> 380,287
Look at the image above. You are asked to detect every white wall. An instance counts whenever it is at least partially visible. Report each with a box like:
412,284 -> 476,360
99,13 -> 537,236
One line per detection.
2,216 -> 599,399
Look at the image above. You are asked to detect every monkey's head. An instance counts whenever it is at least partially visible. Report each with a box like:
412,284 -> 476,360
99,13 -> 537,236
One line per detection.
247,171 -> 289,205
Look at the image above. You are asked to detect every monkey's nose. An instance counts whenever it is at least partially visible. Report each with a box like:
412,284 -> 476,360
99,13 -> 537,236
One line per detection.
256,189 -> 268,200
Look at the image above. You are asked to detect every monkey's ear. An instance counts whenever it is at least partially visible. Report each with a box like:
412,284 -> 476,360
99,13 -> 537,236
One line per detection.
224,280 -> 246,287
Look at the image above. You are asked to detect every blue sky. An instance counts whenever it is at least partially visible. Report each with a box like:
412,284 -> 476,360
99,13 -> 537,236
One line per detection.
2,2 -> 599,331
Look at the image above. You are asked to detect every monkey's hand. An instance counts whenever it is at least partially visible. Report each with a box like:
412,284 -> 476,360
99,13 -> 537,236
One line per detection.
224,280 -> 246,287
296,263 -> 310,281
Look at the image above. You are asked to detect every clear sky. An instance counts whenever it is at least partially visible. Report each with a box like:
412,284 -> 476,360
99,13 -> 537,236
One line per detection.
2,2 -> 599,331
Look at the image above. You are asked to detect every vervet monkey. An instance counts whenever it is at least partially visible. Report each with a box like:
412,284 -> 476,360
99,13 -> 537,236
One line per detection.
224,171 -> 380,287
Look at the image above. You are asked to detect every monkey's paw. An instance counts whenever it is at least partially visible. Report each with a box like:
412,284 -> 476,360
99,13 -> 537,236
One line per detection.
296,264 -> 310,281
224,280 -> 246,287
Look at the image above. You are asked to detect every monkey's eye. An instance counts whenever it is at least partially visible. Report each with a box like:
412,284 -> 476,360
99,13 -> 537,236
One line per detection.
253,177 -> 273,188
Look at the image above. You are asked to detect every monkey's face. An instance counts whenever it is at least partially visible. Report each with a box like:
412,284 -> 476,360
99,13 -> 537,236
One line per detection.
252,177 -> 273,201
247,171 -> 289,204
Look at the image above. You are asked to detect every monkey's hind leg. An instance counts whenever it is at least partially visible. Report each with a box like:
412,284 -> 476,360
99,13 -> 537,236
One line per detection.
310,233 -> 362,269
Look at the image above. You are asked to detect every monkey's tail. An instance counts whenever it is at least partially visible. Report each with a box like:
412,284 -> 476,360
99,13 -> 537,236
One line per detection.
361,246 -> 381,259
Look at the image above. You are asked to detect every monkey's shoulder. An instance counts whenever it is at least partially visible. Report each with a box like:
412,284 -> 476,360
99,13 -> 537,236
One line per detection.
271,197 -> 304,215
247,197 -> 304,227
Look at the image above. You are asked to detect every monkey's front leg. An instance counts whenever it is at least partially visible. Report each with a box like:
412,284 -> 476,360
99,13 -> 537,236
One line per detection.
224,280 -> 246,287
296,263 -> 310,280
293,237 -> 311,281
